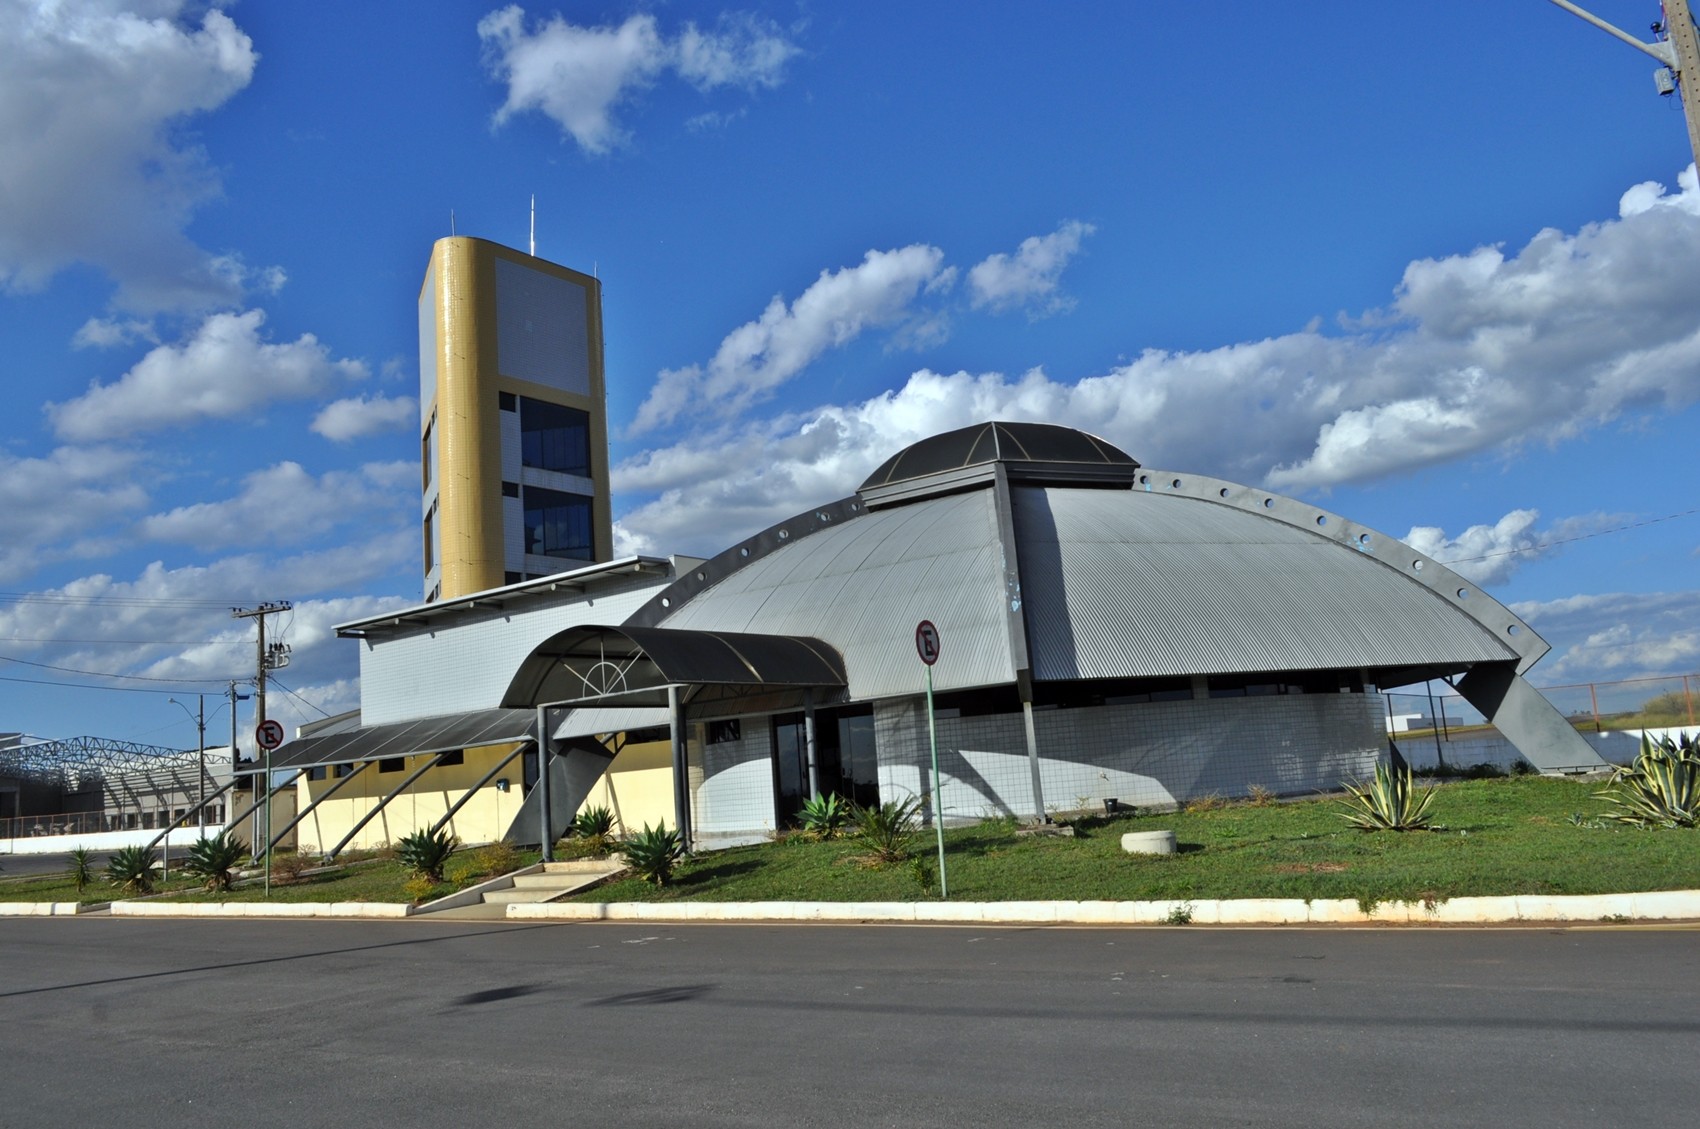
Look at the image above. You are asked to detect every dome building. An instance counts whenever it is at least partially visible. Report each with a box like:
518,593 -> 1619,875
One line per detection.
503,422 -> 1602,846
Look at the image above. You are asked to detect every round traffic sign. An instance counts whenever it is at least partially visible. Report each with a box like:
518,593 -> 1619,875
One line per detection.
914,620 -> 941,666
255,719 -> 285,750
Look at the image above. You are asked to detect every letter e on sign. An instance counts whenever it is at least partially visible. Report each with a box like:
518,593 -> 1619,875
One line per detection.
914,620 -> 941,666
256,719 -> 285,750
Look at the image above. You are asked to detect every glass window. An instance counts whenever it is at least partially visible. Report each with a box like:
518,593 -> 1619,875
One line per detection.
378,758 -> 405,774
520,397 -> 591,476
523,486 -> 593,560
501,481 -> 519,498
499,391 -> 516,412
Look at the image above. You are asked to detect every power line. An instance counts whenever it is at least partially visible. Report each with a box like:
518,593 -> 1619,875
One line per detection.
0,652 -> 239,686
0,591 -> 252,609
266,676 -> 334,719
1440,507 -> 1699,565
0,673 -> 200,696
0,637 -> 245,646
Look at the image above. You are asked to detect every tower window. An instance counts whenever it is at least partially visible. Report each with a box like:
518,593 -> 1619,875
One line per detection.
520,398 -> 591,477
523,486 -> 593,560
498,391 -> 517,412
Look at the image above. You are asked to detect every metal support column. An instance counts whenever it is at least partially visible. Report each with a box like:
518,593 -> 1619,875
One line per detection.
803,689 -> 820,801
327,753 -> 447,860
669,686 -> 691,852
1022,700 -> 1046,823
535,705 -> 553,861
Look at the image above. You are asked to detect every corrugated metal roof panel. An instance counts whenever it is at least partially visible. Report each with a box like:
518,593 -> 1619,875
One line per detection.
659,491 -> 1015,697
1015,487 -> 1516,680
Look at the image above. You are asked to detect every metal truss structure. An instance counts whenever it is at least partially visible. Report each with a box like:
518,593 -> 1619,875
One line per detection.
0,735 -> 200,791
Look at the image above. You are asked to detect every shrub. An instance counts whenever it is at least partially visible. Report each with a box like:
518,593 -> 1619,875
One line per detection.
1336,763 -> 1436,831
106,844 -> 159,895
403,875 -> 446,904
1245,784 -> 1277,807
396,828 -> 458,883
622,823 -> 684,885
1596,734 -> 1700,829
852,796 -> 922,863
183,831 -> 249,892
271,852 -> 318,885
798,792 -> 852,840
69,846 -> 95,894
473,839 -> 522,876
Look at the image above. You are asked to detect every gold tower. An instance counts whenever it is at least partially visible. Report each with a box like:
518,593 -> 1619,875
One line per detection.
418,237 -> 613,601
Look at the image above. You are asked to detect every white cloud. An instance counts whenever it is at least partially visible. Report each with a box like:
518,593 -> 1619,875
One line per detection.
46,309 -> 368,441
968,220 -> 1094,316
1402,510 -> 1635,587
0,0 -> 259,310
1512,590 -> 1700,682
674,12 -> 799,91
0,444 -> 149,582
614,167 -> 1700,550
479,5 -> 799,154
72,316 -> 158,350
631,244 -> 953,433
137,460 -> 415,550
311,393 -> 417,441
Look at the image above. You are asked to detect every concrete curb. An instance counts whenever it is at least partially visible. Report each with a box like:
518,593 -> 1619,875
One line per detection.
507,889 -> 1700,926
110,901 -> 413,918
0,901 -> 104,916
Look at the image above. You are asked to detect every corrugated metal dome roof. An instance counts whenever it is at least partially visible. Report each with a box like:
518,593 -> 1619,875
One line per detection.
631,425 -> 1546,695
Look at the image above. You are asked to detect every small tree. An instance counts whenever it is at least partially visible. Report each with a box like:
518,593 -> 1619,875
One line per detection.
69,846 -> 95,894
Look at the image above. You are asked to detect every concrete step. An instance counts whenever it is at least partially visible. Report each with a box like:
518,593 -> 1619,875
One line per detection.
541,858 -> 624,875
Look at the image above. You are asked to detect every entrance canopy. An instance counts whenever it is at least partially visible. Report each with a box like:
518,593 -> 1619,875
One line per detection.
501,624 -> 848,709
269,707 -> 536,771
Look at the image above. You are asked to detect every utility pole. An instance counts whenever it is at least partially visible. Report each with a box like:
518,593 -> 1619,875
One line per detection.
232,602 -> 291,866
1546,0 -> 1700,168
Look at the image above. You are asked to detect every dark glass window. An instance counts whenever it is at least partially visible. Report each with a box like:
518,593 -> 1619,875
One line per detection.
523,486 -> 593,560
504,571 -> 522,586
498,391 -> 516,412
520,398 -> 591,476
437,750 -> 464,767
307,766 -> 327,781
707,719 -> 741,745
501,481 -> 519,498
378,758 -> 405,774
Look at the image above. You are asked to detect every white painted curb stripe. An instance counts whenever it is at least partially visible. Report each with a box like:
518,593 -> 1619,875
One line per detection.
507,890 -> 1700,925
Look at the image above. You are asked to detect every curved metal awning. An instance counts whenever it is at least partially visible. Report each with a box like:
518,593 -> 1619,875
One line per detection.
501,624 -> 848,709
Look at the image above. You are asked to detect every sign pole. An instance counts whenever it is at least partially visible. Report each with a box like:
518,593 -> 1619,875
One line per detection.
915,620 -> 948,899
925,662 -> 947,898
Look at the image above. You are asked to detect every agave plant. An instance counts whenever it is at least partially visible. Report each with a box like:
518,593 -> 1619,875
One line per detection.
396,828 -> 458,883
570,805 -> 619,855
798,791 -> 852,840
1335,763 -> 1436,832
68,846 -> 95,894
106,844 -> 160,895
183,831 -> 250,893
622,823 -> 684,885
1596,734 -> 1700,829
852,796 -> 923,862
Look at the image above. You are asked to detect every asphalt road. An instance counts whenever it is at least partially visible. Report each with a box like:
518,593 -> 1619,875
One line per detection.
1,919 -> 1694,1128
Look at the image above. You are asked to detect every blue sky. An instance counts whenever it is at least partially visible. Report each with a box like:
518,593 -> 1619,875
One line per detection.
2,1 -> 1697,750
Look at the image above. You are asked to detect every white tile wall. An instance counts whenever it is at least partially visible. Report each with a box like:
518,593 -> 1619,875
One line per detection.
691,719 -> 775,836
873,691 -> 1385,824
358,576 -> 673,725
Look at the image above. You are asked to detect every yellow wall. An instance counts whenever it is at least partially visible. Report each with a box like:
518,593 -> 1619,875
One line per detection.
577,738 -> 675,834
291,738 -> 678,853
293,743 -> 524,854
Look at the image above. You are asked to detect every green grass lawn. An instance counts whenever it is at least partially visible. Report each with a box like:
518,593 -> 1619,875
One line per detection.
0,845 -> 541,906
5,777 -> 1695,908
577,776 -> 1700,906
